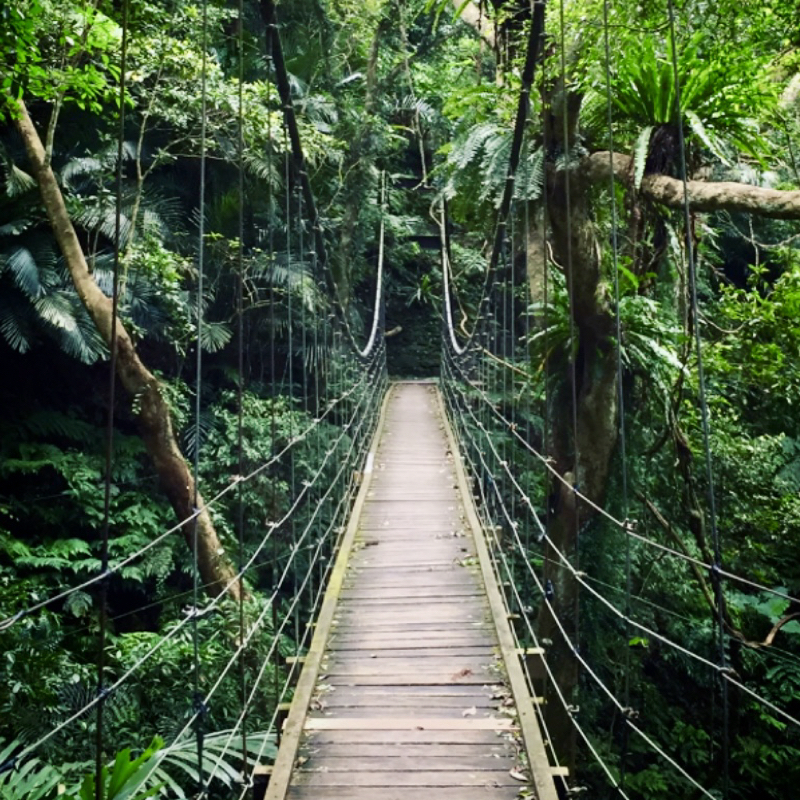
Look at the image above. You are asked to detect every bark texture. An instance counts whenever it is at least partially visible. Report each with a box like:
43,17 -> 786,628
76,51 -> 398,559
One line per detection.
14,99 -> 241,601
587,151 -> 800,219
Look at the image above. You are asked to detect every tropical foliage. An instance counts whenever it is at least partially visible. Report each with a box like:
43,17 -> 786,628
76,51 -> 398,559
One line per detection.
1,0 -> 800,798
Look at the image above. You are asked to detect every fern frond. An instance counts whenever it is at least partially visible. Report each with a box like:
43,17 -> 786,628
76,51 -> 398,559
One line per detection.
199,320 -> 233,353
685,110 -> 732,166
633,125 -> 654,190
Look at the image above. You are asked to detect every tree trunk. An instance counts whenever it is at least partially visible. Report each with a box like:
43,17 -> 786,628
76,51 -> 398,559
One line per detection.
13,99 -> 242,602
536,157 -> 620,772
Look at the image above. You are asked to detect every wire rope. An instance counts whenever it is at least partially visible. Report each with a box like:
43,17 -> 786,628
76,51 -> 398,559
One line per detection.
7,355 -> 383,766
235,0 -> 249,776
446,359 -> 800,607
601,0 -> 633,785
444,356 -> 800,733
0,358 -> 370,632
556,0 -> 582,737
94,1 -> 129,794
189,0 -> 212,786
666,2 -> 729,793
442,361 -> 719,798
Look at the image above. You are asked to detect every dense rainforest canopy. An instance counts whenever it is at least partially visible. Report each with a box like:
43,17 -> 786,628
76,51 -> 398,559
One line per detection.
1,0 -> 800,797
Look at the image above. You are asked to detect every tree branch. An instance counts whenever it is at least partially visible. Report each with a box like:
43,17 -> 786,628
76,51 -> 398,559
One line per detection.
451,0 -> 495,48
587,151 -> 800,220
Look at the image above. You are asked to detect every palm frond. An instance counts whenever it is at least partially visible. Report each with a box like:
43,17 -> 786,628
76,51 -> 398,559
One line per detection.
2,245 -> 44,299
0,294 -> 35,353
0,742 -> 61,800
199,320 -> 233,353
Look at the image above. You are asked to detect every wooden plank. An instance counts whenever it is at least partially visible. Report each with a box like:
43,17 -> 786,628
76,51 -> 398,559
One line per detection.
324,645 -> 496,657
334,609 -> 488,622
320,658 -> 500,674
296,755 -> 515,771
291,770 -> 521,787
303,729 -> 514,744
313,706 -> 503,719
328,635 -> 495,649
303,717 -> 515,731
320,697 -> 498,712
314,674 -> 499,686
300,743 -> 512,758
287,788 -> 521,800
319,684 -> 500,699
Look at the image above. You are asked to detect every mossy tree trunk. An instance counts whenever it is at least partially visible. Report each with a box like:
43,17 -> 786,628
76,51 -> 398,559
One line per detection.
13,99 -> 242,602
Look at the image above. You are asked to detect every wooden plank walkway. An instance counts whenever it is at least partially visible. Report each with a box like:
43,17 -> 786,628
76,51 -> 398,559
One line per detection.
266,383 -> 557,800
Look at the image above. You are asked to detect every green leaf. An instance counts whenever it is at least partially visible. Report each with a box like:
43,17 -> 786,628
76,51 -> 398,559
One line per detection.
633,126 -> 654,190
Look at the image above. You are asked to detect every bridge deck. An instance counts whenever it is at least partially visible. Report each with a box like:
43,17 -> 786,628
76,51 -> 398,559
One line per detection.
267,383 -> 555,800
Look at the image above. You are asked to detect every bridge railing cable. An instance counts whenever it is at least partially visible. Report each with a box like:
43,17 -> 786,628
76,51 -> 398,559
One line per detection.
0,372 -> 377,633
443,360 -> 800,608
2,350 -> 386,772
442,355 -> 720,798
443,357 -> 800,732
441,348 -> 800,800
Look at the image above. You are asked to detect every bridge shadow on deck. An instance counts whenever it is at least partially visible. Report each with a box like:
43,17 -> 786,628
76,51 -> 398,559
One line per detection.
265,383 -> 557,800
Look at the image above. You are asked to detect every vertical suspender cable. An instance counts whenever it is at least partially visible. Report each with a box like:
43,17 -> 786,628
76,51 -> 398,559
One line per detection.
601,0 -> 632,786
557,0 -> 581,668
265,22 -> 280,715
191,0 -> 210,789
665,3 -> 728,796
298,183 -> 311,621
236,0 -> 249,779
96,2 -> 128,795
284,120 -> 300,647
541,40 -> 551,594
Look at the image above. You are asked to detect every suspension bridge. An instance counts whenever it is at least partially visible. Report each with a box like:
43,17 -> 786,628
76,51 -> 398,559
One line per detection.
2,0 -> 800,799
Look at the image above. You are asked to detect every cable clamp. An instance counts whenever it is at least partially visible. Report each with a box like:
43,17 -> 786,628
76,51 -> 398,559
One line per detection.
0,755 -> 17,775
623,518 -> 637,532
193,693 -> 209,718
0,610 -> 25,631
622,706 -> 639,720
183,605 -> 208,620
96,686 -> 112,702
